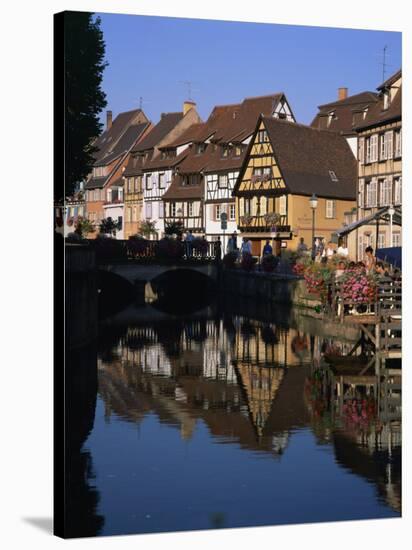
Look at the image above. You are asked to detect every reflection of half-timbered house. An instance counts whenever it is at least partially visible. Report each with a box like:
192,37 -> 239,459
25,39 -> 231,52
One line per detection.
85,109 -> 150,237
233,116 -> 357,255
123,103 -> 201,239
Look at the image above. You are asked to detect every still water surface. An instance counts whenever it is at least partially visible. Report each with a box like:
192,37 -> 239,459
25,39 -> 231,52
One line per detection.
67,299 -> 401,537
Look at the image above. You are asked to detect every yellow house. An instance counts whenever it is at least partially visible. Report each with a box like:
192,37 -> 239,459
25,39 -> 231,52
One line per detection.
233,116 -> 357,256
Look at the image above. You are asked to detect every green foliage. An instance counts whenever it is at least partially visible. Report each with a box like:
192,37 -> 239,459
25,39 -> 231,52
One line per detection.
64,12 -> 108,198
164,220 -> 184,237
138,220 -> 157,238
74,216 -> 95,237
99,217 -> 121,236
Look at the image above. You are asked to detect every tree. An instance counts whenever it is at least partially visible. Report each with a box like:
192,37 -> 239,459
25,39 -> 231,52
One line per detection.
64,12 -> 108,198
99,217 -> 121,237
138,220 -> 157,238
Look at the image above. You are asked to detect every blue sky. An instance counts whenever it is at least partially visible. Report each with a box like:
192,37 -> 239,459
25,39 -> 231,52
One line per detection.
96,12 -> 401,126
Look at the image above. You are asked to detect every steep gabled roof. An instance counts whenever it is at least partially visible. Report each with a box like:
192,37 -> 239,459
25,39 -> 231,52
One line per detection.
93,123 -> 150,167
162,174 -> 204,201
160,123 -> 206,148
377,68 -> 402,91
92,109 -> 147,164
310,92 -> 379,136
234,116 -> 357,201
355,83 -> 401,131
132,112 -> 184,152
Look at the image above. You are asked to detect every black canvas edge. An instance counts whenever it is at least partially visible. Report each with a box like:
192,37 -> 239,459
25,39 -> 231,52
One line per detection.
53,10 -> 65,539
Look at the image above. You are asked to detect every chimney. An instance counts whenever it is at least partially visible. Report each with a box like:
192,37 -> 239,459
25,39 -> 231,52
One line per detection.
106,110 -> 113,129
338,87 -> 348,101
183,100 -> 196,115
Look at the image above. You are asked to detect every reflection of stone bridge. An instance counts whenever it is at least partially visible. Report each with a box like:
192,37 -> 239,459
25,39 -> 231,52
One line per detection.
98,262 -> 219,285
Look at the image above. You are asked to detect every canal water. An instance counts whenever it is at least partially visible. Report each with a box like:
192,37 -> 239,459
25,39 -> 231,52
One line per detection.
66,297 -> 401,538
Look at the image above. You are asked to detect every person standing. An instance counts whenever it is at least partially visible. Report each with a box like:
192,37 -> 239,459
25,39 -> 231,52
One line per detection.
322,241 -> 335,261
364,246 -> 376,272
297,237 -> 308,256
185,229 -> 194,257
240,237 -> 252,258
227,232 -> 236,253
337,238 -> 349,258
262,239 -> 273,256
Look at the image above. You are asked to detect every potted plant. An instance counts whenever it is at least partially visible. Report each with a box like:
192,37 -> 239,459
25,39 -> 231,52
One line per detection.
99,217 -> 122,237
240,214 -> 253,226
164,220 -> 184,238
138,220 -> 157,239
74,216 -> 95,238
263,212 -> 281,226
261,253 -> 279,273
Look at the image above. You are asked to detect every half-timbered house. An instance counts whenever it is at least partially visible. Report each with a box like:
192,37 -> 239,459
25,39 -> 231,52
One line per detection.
123,103 -> 201,239
233,116 -> 357,255
84,109 -> 151,237
203,94 -> 295,243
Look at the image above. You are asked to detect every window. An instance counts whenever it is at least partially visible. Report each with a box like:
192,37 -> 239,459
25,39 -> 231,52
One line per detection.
218,174 -> 228,188
188,202 -> 194,217
365,135 -> 378,163
127,178 -> 132,193
383,91 -> 390,110
136,176 -> 142,193
93,166 -> 106,178
379,131 -> 393,161
378,233 -> 386,249
145,173 -> 152,190
392,232 -> 401,247
132,207 -> 137,222
395,129 -> 402,158
215,204 -> 221,220
170,202 -> 176,217
366,179 -> 377,207
126,207 -> 131,222
379,178 -> 392,206
145,202 -> 152,219
329,171 -> 338,182
257,130 -> 268,143
159,202 -> 164,218
221,145 -> 230,158
394,176 -> 402,205
358,234 -> 364,260
279,195 -> 287,216
234,145 -> 242,157
183,174 -> 199,186
325,200 -> 336,219
159,173 -> 165,189
244,198 -> 251,215
229,203 -> 236,220
196,143 -> 206,155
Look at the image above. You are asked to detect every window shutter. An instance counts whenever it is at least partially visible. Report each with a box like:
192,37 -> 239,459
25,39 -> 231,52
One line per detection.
371,177 -> 377,207
358,179 -> 364,208
358,138 -> 365,164
386,131 -> 393,159
388,175 -> 393,205
371,135 -> 378,162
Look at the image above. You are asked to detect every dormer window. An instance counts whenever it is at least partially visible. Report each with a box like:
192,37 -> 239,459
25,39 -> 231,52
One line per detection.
329,170 -> 338,182
196,143 -> 206,155
327,111 -> 335,127
383,91 -> 390,110
221,145 -> 230,158
234,145 -> 242,157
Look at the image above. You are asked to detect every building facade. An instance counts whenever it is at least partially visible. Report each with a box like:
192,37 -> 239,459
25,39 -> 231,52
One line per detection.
84,109 -> 151,237
355,70 -> 402,258
233,116 -> 357,256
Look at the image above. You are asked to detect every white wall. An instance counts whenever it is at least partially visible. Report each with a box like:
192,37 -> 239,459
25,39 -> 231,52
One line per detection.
103,203 -> 125,239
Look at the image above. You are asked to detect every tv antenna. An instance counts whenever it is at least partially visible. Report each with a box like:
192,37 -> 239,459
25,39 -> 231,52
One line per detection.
381,45 -> 388,83
180,80 -> 199,101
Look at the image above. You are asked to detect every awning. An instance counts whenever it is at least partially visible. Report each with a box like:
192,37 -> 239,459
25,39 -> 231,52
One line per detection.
336,206 -> 402,237
375,247 -> 402,269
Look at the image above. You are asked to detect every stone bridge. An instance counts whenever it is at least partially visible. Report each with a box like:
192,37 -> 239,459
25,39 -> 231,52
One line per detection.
98,262 -> 219,285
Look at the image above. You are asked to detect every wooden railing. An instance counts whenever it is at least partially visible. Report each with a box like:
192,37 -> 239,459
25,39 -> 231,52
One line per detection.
238,214 -> 289,233
86,238 -> 222,264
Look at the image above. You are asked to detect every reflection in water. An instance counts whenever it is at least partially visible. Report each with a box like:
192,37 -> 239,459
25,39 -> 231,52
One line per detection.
68,298 -> 401,537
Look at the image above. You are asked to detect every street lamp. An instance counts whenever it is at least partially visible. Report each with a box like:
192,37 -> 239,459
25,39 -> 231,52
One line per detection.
309,193 -> 318,259
388,204 -> 395,247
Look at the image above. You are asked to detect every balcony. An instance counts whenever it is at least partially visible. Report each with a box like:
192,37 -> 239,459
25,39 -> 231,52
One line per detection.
238,213 -> 290,235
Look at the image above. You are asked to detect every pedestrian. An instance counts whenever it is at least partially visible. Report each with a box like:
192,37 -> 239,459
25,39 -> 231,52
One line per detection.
337,238 -> 349,258
240,236 -> 252,258
364,246 -> 376,272
322,241 -> 335,261
262,239 -> 273,256
297,237 -> 308,256
185,229 -> 194,257
314,238 -> 324,263
227,232 -> 237,253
